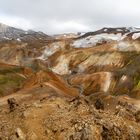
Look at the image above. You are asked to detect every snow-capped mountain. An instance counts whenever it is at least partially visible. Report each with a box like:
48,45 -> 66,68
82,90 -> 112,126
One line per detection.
72,27 -> 140,48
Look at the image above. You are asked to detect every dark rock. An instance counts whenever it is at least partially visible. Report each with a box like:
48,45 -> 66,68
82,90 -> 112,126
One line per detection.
69,135 -> 74,140
94,98 -> 104,110
7,98 -> 19,112
135,111 -> 140,122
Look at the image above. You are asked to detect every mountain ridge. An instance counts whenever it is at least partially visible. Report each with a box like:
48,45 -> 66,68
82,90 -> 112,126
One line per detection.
0,22 -> 52,41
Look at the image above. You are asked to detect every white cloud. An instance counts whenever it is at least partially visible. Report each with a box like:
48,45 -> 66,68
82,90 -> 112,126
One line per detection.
47,20 -> 91,33
0,14 -> 33,30
0,0 -> 140,34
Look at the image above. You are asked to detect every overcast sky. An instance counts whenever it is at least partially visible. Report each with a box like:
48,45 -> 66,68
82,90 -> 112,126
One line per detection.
0,0 -> 140,34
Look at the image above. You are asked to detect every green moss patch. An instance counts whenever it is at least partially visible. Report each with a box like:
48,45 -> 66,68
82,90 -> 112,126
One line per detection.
0,73 -> 25,97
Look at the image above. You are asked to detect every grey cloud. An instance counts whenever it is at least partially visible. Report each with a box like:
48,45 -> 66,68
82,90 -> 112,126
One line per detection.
0,0 -> 140,34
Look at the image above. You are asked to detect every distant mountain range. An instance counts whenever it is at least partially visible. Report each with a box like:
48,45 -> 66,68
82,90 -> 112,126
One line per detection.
78,27 -> 140,39
0,23 -> 51,41
1,22 -> 140,42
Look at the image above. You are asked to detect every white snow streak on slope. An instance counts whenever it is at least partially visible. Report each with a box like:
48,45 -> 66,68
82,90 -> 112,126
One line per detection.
72,33 -> 124,48
127,27 -> 140,32
17,38 -> 21,42
117,29 -> 123,32
132,33 -> 140,40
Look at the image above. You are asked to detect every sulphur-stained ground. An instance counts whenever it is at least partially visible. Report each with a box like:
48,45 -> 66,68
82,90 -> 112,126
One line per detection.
0,88 -> 140,140
1,26 -> 140,139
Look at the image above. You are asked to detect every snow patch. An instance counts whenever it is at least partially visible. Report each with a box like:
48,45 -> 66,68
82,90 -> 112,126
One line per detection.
17,38 -> 21,42
132,33 -> 140,40
127,27 -> 140,32
72,33 -> 124,48
104,29 -> 108,32
117,29 -> 123,32
3,36 -> 10,40
78,32 -> 86,36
